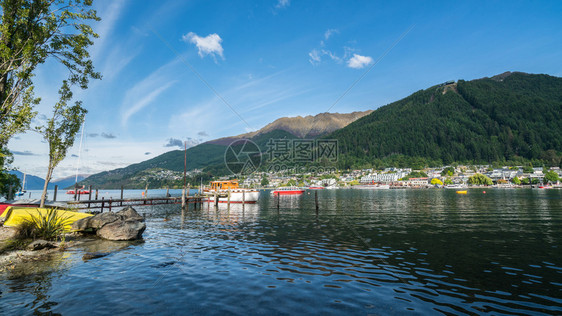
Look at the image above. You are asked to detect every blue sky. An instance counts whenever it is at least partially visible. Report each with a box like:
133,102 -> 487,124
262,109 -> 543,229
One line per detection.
7,0 -> 562,179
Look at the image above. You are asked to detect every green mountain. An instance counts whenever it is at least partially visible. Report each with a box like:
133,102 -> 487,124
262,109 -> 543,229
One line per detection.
80,129 -> 299,189
330,72 -> 562,168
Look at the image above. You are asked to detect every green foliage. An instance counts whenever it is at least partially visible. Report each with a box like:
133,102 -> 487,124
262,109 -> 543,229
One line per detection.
329,72 -> 562,168
0,148 -> 20,198
523,166 -> 534,173
0,0 -> 99,148
441,167 -> 454,176
431,178 -> 443,185
402,171 -> 428,180
468,173 -> 493,186
521,178 -> 530,185
261,175 -> 269,186
511,177 -> 521,185
37,81 -> 87,207
20,208 -> 72,241
544,171 -> 559,183
444,177 -> 453,185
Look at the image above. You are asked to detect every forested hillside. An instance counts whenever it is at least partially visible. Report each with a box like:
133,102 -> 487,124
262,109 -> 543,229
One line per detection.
331,72 -> 562,168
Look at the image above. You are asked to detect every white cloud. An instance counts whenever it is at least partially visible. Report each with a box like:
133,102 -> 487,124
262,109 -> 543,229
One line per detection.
309,49 -> 322,65
347,54 -> 373,69
121,82 -> 175,127
182,32 -> 224,61
324,29 -> 338,40
276,0 -> 290,9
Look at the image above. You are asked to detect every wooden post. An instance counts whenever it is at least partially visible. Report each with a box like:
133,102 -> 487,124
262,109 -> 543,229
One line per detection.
242,190 -> 246,207
95,189 -> 99,200
101,197 -> 105,213
88,185 -> 92,201
120,185 -> 124,206
315,190 -> 319,214
53,185 -> 58,202
109,198 -> 112,212
227,189 -> 231,210
166,187 -> 169,197
78,191 -> 81,201
74,184 -> 78,201
181,188 -> 186,209
277,192 -> 280,210
144,184 -> 148,199
214,192 -> 219,207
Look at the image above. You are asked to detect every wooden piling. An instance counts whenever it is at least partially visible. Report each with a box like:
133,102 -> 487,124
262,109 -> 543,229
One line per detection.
88,185 -> 92,201
53,185 -> 58,202
181,189 -> 186,209
109,198 -> 112,212
242,190 -> 246,208
214,192 -> 219,207
227,189 -> 231,210
101,197 -> 105,212
166,187 -> 169,197
74,184 -> 78,201
277,192 -> 280,210
315,190 -> 319,213
120,185 -> 124,206
95,189 -> 99,200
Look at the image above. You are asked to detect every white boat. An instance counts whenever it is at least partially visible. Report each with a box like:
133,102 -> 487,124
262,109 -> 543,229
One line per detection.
203,180 -> 260,203
354,184 -> 390,190
445,184 -> 467,189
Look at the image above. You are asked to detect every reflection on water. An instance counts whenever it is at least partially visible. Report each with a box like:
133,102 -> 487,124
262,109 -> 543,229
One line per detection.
1,189 -> 561,315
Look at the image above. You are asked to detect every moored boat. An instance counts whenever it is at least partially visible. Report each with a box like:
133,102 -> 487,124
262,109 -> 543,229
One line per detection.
308,186 -> 325,190
271,186 -> 306,195
353,184 -> 390,190
0,206 -> 92,230
203,180 -> 260,203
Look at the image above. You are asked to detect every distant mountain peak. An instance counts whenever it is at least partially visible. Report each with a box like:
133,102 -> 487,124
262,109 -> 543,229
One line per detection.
207,110 -> 373,145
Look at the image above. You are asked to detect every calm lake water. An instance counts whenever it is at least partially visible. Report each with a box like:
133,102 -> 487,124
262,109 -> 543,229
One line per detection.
1,189 -> 561,315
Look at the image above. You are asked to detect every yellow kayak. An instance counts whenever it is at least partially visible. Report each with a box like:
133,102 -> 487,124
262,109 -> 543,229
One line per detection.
456,190 -> 468,194
0,206 -> 92,231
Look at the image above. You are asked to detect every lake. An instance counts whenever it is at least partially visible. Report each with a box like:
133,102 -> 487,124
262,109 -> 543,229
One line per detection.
1,189 -> 561,315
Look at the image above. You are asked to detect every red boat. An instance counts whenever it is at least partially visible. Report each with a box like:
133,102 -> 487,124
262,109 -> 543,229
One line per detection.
271,187 -> 306,195
308,186 -> 325,190
66,186 -> 90,195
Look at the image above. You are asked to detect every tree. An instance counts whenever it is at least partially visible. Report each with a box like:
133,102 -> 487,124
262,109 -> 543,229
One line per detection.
441,167 -> 454,177
0,148 -> 19,198
261,175 -> 269,186
468,173 -> 493,186
521,177 -> 530,185
544,171 -> 559,184
511,177 -> 521,185
430,178 -> 443,186
0,0 -> 99,172
444,177 -> 453,185
37,81 -> 86,207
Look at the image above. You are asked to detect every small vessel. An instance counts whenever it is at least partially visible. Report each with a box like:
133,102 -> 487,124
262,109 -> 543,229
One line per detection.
456,190 -> 468,195
15,172 -> 27,196
308,186 -> 325,190
354,184 -> 390,190
0,206 -> 92,230
66,186 -> 90,195
271,187 -> 306,195
204,180 -> 260,203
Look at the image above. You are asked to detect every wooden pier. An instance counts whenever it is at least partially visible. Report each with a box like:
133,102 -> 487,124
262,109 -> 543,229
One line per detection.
66,191 -> 241,212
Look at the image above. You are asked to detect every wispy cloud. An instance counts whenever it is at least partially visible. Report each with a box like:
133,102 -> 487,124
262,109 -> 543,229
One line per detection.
276,0 -> 290,9
347,54 -> 373,69
198,131 -> 209,137
182,32 -> 224,61
120,59 -> 179,126
12,150 -> 38,156
324,29 -> 339,41
101,132 -> 117,139
164,137 -> 202,149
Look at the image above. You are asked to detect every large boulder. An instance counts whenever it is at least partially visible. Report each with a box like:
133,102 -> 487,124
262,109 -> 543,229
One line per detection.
116,206 -> 144,221
96,219 -> 146,241
72,207 -> 146,241
72,212 -> 120,231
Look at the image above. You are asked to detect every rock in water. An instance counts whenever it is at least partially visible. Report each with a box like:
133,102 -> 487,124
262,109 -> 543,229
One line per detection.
116,206 -> 145,221
72,212 -> 120,231
82,252 -> 110,260
96,219 -> 146,241
27,240 -> 57,251
72,206 -> 146,241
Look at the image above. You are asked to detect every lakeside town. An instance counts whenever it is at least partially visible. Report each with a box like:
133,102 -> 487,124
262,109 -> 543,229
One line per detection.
137,165 -> 562,189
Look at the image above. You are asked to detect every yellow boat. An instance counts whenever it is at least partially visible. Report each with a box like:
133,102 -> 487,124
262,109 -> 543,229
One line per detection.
0,206 -> 93,231
456,190 -> 468,194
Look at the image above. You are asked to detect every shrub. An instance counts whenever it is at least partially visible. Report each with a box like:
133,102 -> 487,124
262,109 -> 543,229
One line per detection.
19,208 -> 73,241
